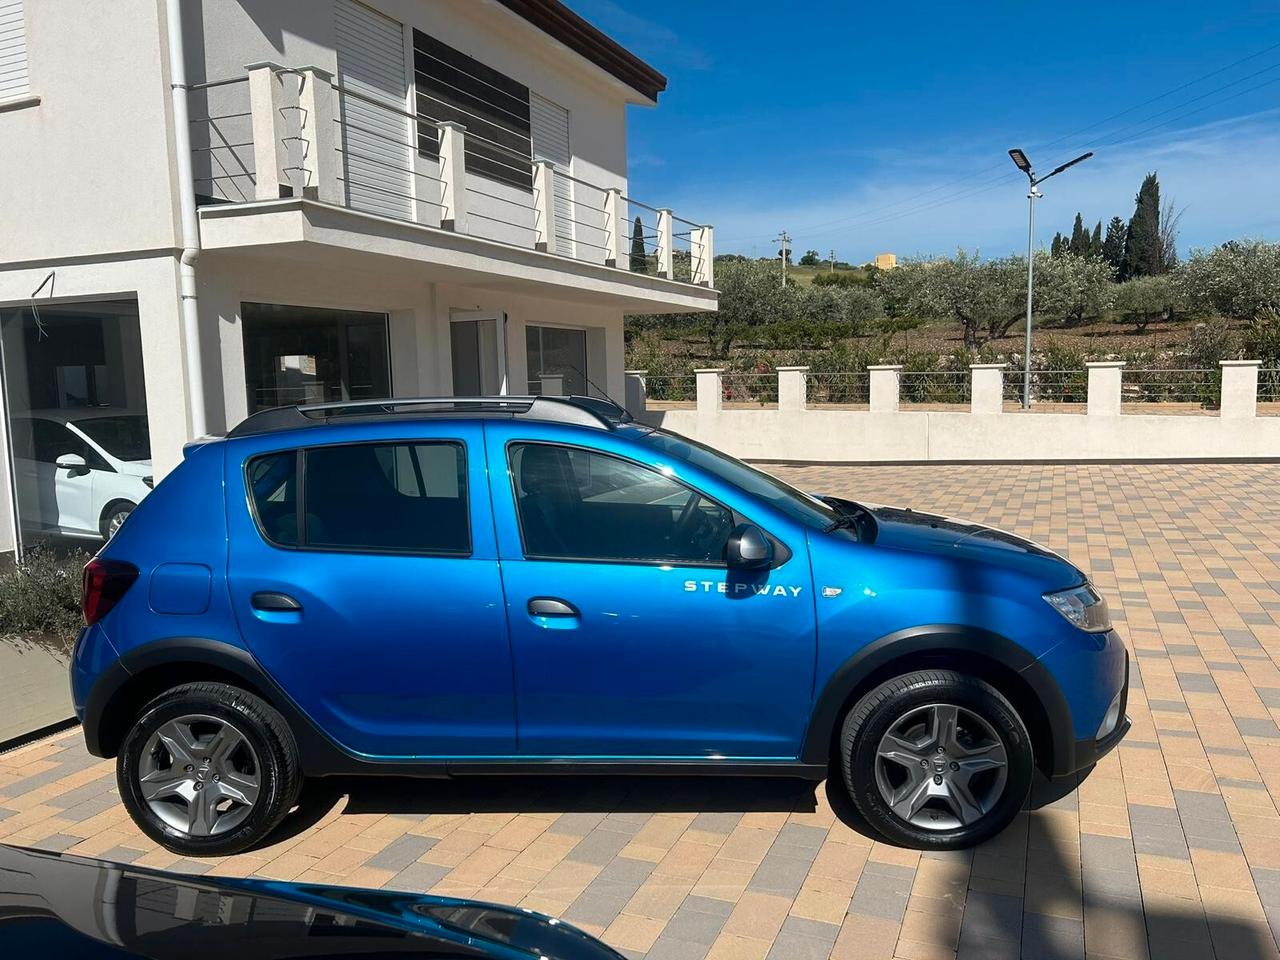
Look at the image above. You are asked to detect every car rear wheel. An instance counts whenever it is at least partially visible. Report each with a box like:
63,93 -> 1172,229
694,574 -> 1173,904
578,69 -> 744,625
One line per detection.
839,670 -> 1033,849
118,682 -> 301,856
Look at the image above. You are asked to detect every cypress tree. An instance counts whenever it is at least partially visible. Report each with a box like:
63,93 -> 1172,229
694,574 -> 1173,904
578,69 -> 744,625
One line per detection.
1090,221 -> 1102,257
1122,173 -> 1163,278
1051,233 -> 1064,258
628,216 -> 646,272
1102,216 -> 1126,272
1069,213 -> 1086,255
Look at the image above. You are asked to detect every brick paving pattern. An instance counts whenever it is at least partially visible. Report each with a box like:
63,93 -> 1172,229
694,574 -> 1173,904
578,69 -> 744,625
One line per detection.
3,462 -> 1280,959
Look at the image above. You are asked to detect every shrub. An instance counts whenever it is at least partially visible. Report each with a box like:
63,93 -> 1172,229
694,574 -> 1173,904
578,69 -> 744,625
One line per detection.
0,544 -> 89,648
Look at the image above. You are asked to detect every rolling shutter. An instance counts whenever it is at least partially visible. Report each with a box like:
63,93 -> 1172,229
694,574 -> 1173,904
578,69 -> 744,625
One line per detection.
334,0 -> 412,219
531,94 -> 573,256
0,0 -> 30,102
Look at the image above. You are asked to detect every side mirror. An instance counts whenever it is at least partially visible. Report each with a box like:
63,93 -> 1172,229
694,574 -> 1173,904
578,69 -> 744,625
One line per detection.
56,453 -> 87,473
725,523 -> 773,569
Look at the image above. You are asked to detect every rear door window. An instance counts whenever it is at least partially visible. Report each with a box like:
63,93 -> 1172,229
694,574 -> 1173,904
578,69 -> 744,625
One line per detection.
247,441 -> 470,555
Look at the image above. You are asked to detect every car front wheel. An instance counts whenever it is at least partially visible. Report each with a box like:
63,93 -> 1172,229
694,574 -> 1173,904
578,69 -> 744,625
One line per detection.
101,501 -> 135,539
118,682 -> 301,856
840,669 -> 1033,849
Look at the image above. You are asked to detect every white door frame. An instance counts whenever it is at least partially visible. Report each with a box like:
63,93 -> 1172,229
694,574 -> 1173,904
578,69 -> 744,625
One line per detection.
448,310 -> 509,395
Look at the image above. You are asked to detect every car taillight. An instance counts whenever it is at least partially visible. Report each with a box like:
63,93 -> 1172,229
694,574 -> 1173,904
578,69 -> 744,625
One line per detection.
82,558 -> 139,626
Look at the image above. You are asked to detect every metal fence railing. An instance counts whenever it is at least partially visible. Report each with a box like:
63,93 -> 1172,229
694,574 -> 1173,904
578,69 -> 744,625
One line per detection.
899,371 -> 971,405
721,372 -> 777,405
1258,368 -> 1280,413
1002,369 -> 1089,405
806,372 -> 870,406
642,375 -> 697,403
1121,368 -> 1219,407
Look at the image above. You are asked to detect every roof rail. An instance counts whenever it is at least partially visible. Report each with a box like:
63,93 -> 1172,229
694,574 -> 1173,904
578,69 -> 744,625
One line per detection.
226,395 -> 626,438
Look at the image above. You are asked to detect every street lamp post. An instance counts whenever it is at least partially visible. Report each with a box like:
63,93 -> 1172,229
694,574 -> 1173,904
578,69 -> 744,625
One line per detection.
1007,148 -> 1093,409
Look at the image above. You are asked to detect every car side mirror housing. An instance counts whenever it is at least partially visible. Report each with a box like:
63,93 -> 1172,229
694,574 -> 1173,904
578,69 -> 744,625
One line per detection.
725,523 -> 773,569
56,453 -> 88,473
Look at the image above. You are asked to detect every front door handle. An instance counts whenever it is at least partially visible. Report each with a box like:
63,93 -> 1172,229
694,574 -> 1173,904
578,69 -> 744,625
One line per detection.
527,597 -> 578,617
251,591 -> 302,612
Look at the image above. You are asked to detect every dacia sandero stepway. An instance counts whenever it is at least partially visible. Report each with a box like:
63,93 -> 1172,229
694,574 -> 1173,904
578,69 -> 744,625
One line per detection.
72,396 -> 1129,855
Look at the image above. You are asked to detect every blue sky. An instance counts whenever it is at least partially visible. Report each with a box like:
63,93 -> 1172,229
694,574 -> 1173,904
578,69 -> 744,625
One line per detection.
562,0 -> 1280,263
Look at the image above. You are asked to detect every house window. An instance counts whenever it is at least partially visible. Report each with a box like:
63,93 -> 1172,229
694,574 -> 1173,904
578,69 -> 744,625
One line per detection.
241,303 -> 391,413
0,0 -> 30,103
526,325 -> 588,396
412,29 -> 532,190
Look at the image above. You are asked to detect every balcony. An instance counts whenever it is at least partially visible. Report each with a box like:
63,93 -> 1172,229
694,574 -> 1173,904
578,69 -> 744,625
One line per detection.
185,64 -> 716,312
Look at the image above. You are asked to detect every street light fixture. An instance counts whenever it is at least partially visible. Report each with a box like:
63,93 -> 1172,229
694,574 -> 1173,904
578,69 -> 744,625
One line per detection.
1007,148 -> 1093,409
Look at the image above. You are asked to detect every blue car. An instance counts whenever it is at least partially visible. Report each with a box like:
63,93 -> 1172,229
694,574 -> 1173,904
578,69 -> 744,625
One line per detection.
72,396 -> 1128,856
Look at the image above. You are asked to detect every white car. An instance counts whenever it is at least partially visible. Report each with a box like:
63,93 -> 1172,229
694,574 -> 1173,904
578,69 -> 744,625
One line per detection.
9,409 -> 153,540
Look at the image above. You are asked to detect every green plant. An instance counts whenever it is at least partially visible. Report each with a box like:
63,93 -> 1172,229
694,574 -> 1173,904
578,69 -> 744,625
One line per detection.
1178,240 -> 1280,321
1113,274 -> 1182,332
1244,306 -> 1280,366
0,544 -> 89,651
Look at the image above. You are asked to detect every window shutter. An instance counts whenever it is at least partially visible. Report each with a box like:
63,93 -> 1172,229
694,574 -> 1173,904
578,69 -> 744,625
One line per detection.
334,0 -> 412,219
531,94 -> 572,256
0,0 -> 30,101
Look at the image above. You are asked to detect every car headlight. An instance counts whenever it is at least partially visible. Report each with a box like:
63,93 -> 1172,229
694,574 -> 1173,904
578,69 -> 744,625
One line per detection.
1044,583 -> 1111,633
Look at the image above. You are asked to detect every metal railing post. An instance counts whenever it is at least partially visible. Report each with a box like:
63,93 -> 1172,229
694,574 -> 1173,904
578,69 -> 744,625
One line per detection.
437,121 -> 468,232
246,61 -> 289,200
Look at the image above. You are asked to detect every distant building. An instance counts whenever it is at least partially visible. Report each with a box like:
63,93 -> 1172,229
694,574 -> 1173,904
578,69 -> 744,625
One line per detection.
874,253 -> 898,270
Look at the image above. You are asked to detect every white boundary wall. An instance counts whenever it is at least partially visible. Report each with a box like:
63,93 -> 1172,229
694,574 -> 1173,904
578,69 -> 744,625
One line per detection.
630,362 -> 1280,463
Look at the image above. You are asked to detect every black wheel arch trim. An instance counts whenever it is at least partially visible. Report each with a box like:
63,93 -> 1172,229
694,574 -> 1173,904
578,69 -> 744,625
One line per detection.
800,624 -> 1080,777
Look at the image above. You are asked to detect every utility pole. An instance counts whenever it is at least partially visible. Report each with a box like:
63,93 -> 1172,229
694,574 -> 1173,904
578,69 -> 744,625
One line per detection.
775,230 -> 791,287
829,249 -> 836,272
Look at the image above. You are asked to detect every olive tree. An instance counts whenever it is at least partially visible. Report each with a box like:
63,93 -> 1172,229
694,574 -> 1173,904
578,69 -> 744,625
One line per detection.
1177,240 -> 1280,320
1112,274 -> 1181,332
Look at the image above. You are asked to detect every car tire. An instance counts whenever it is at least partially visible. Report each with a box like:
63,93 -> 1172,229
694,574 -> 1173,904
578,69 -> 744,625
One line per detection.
118,682 -> 302,856
839,670 -> 1033,850
101,500 -> 135,539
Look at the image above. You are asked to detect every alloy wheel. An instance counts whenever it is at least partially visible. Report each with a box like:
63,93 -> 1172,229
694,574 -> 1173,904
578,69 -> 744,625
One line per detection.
106,509 -> 130,538
873,702 -> 1009,831
137,714 -> 261,837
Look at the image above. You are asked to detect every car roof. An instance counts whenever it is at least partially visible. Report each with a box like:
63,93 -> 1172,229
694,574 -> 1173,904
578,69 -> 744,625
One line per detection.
226,395 -> 631,439
18,408 -> 144,423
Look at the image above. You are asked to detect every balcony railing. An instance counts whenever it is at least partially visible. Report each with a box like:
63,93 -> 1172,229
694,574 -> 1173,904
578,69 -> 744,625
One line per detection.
186,64 -> 713,286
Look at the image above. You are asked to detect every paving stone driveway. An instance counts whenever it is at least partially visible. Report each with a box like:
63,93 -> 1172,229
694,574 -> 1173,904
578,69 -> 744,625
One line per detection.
4,462 -> 1280,960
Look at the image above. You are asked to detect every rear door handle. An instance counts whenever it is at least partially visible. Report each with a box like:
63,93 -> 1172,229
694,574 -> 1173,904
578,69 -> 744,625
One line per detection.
251,591 -> 302,612
527,597 -> 578,617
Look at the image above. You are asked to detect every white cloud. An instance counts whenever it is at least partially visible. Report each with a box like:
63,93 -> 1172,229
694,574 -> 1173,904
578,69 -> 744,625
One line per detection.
683,110 -> 1280,262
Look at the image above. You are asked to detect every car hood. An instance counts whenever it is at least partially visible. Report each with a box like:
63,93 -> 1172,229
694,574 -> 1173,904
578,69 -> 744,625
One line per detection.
113,458 -> 152,478
824,496 -> 1084,588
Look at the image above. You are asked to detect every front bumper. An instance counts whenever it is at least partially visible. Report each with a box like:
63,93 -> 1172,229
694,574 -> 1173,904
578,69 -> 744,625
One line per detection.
1063,648 -> 1130,776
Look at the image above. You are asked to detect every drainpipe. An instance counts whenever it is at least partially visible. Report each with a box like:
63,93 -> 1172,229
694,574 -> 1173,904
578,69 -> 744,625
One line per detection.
164,0 -> 208,438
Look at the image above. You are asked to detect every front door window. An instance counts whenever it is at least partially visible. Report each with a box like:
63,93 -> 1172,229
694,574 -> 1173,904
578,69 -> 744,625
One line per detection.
241,303 -> 390,413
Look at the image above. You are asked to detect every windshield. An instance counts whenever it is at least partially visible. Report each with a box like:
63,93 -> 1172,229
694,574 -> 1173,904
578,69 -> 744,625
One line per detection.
74,415 -> 150,461
638,428 -> 839,529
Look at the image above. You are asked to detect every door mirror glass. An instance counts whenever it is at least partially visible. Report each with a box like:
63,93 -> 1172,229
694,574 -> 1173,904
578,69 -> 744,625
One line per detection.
725,523 -> 772,569
56,453 -> 87,472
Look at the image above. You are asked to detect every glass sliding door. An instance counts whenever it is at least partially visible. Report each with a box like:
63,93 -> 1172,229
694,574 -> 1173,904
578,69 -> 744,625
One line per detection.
242,303 -> 391,413
449,313 -> 508,396
526,325 -> 588,396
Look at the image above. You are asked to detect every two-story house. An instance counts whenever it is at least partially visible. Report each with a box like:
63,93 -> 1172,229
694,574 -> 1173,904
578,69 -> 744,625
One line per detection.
0,0 -> 715,553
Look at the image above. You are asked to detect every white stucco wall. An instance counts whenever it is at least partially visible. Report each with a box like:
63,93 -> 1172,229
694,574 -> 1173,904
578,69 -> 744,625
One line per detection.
0,1 -> 179,265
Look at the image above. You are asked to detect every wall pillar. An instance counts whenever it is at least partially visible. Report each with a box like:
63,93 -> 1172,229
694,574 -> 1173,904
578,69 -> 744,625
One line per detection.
1220,359 -> 1260,419
868,365 -> 902,413
970,363 -> 1007,415
531,160 -> 555,252
1087,361 -> 1125,417
246,62 -> 289,200
777,365 -> 809,413
656,209 -> 674,278
624,370 -> 647,416
695,368 -> 723,417
438,122 -> 469,232
296,66 -> 341,204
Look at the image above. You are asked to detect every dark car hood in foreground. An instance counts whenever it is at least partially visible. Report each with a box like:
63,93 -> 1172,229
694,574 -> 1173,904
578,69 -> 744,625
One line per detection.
0,843 -> 621,959
821,496 -> 1083,588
